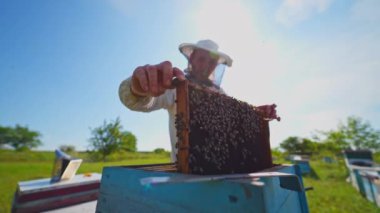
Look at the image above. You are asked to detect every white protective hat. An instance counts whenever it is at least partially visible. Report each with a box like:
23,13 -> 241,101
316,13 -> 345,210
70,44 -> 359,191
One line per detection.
179,39 -> 233,67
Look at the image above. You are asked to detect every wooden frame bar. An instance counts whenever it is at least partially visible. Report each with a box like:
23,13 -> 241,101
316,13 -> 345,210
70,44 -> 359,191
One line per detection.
176,80 -> 190,173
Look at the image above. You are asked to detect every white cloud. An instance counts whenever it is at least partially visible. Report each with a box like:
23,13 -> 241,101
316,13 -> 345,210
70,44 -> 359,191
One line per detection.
276,0 -> 334,26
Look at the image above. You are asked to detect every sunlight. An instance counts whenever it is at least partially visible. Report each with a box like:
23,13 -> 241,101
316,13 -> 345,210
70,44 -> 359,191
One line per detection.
190,0 -> 283,104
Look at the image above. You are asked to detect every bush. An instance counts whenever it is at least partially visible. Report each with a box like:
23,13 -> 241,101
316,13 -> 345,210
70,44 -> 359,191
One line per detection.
59,145 -> 76,153
153,148 -> 167,154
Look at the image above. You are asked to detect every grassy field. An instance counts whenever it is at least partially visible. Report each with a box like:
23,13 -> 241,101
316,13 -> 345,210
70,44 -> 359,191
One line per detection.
0,150 -> 171,212
303,160 -> 380,212
1,150 -> 380,212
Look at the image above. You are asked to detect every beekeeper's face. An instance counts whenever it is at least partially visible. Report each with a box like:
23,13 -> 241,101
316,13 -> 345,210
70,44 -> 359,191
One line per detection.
189,49 -> 219,81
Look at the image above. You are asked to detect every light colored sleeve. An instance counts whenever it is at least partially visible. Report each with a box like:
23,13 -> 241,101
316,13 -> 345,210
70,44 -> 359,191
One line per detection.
118,77 -> 176,112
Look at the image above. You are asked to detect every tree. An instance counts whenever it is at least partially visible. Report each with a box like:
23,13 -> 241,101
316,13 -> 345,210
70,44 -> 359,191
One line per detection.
343,116 -> 380,150
88,118 -> 137,161
0,125 -> 42,151
315,116 -> 380,152
312,130 -> 350,154
119,132 -> 137,152
0,126 -> 12,148
280,136 -> 317,154
153,148 -> 166,154
59,145 -> 76,153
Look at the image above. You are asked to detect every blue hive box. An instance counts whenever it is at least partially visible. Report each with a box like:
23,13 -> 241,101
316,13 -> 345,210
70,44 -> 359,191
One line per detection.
96,164 -> 309,213
293,160 -> 311,175
343,150 -> 380,197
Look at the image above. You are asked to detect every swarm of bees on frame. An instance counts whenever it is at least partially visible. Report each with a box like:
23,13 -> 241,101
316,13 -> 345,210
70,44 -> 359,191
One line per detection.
175,83 -> 270,175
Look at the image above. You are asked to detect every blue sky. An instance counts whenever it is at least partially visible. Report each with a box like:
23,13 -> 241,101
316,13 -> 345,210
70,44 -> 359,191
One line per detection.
1,0 -> 379,151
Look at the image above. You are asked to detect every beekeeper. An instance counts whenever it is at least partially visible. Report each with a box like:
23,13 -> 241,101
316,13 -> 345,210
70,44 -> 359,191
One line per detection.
119,39 -> 278,161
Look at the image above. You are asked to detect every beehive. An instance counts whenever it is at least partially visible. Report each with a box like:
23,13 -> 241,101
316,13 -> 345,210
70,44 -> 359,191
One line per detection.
175,80 -> 273,175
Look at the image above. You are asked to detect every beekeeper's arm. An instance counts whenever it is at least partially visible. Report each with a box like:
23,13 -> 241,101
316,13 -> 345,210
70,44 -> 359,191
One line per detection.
119,61 -> 186,112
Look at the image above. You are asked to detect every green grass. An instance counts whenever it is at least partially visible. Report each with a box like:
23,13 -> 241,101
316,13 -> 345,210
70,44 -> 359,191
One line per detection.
2,150 -> 380,212
0,150 -> 170,212
302,160 -> 380,212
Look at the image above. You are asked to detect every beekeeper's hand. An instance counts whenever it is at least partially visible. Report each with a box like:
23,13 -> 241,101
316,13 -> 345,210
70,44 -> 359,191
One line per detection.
131,61 -> 186,97
256,104 -> 281,121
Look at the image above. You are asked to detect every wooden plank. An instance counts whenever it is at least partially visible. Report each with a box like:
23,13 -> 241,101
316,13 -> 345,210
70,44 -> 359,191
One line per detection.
175,80 -> 190,173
